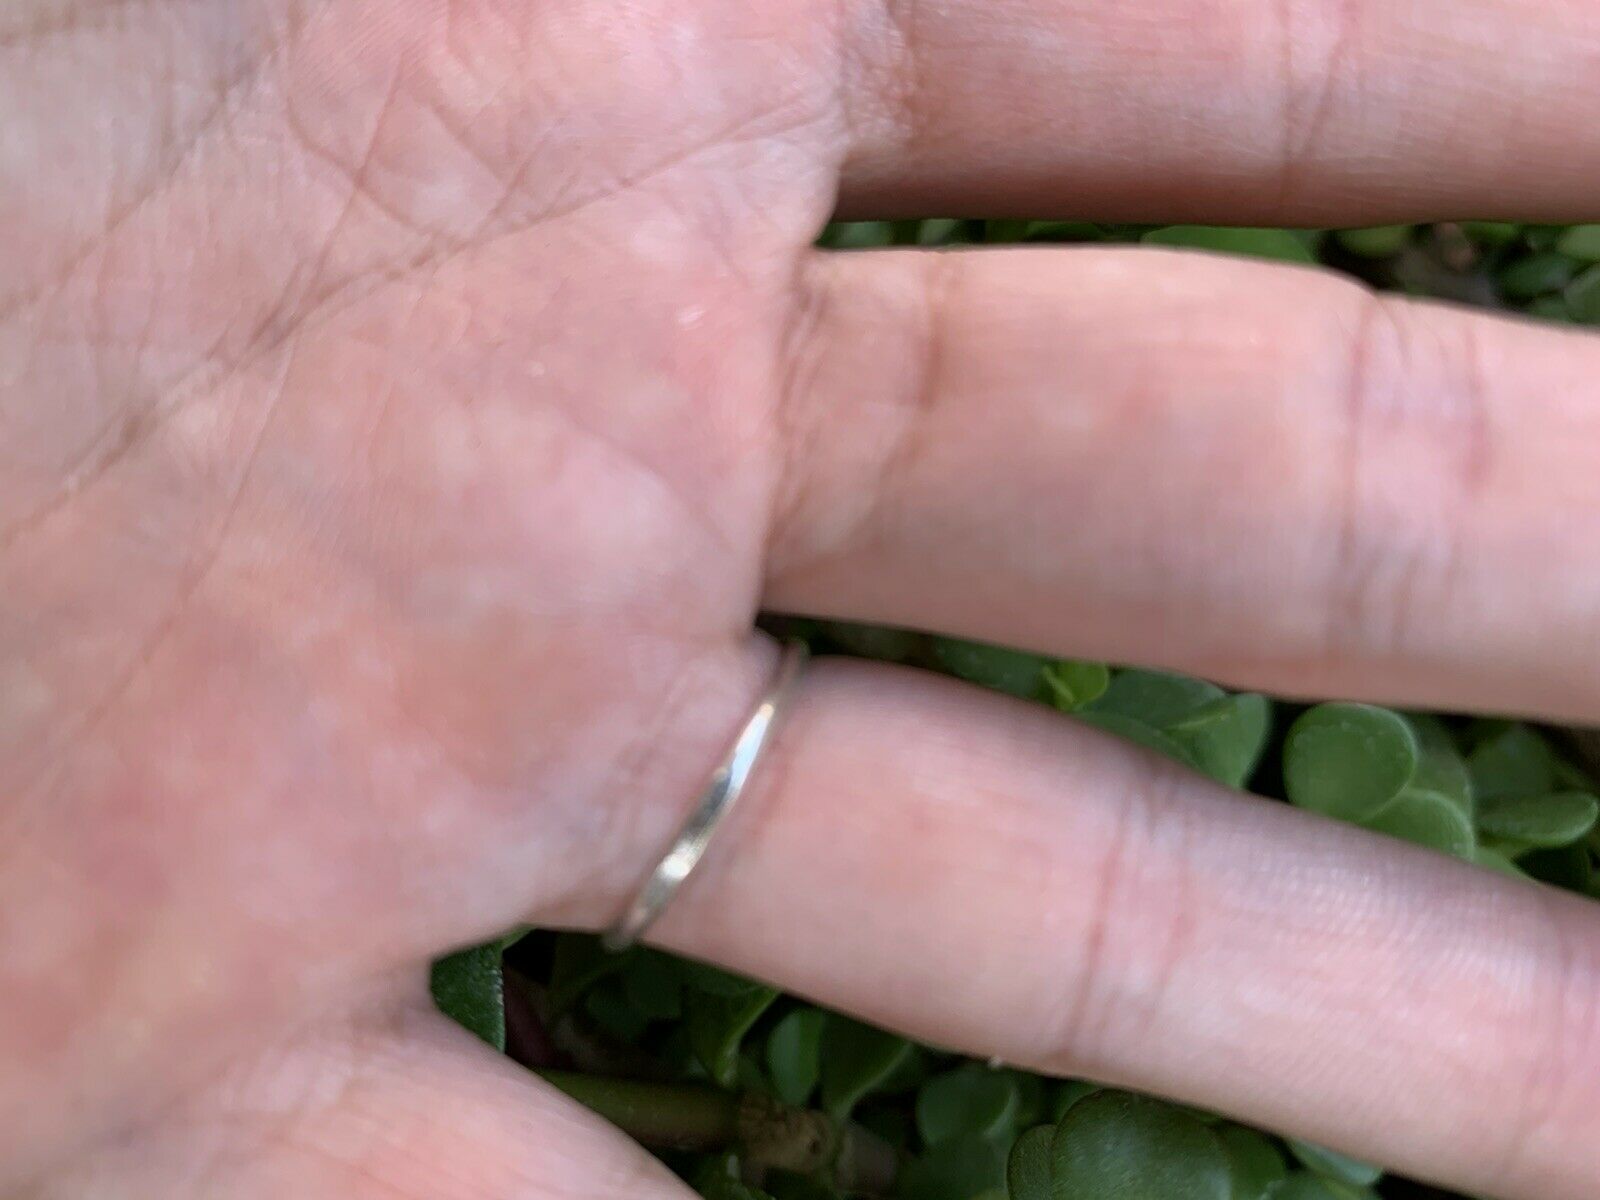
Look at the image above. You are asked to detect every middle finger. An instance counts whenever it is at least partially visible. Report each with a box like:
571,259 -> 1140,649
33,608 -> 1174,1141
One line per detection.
770,245 -> 1600,722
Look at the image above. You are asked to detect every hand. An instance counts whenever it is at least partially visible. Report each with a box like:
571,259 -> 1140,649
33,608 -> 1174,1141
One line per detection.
3,1 -> 1598,1196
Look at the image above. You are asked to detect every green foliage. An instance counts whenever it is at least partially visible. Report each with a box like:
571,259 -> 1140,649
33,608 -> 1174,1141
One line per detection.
1051,1079 -> 1101,1120
1499,250 -> 1579,299
1168,694 -> 1274,790
1563,264 -> 1600,323
689,983 -> 780,1087
549,929 -> 626,1011
1217,1127 -> 1289,1200
1089,670 -> 1226,726
1141,226 -> 1319,264
430,942 -> 507,1050
1042,660 -> 1111,711
896,1139 -> 1004,1200
933,638 -> 1050,699
624,949 -> 686,1020
1078,710 -> 1200,769
1269,1175 -> 1379,1200
693,1155 -> 778,1200
585,976 -> 652,1043
1460,221 -> 1521,246
1477,791 -> 1598,848
1468,724 -> 1556,801
916,1064 -> 1021,1147
428,217 -> 1600,1200
767,1008 -> 828,1107
1335,226 -> 1414,259
823,621 -> 924,663
1555,224 -> 1600,261
1286,1140 -> 1383,1188
898,1135 -> 1007,1200
1059,668 -> 1271,790
1004,1126 -> 1053,1200
1284,704 -> 1420,822
821,1016 -> 917,1119
1363,788 -> 1475,859
1045,1090 -> 1232,1200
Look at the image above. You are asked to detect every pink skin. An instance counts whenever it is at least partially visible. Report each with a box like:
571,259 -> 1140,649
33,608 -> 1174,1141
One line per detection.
2,0 -> 1599,1196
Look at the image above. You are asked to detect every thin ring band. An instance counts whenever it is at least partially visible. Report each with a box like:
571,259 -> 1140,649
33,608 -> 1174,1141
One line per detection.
603,639 -> 809,950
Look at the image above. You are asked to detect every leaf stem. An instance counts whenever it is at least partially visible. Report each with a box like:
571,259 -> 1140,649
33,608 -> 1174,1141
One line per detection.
537,1071 -> 739,1151
534,1071 -> 897,1194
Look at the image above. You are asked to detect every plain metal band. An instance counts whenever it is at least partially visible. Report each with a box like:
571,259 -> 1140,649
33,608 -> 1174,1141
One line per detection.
603,639 -> 809,950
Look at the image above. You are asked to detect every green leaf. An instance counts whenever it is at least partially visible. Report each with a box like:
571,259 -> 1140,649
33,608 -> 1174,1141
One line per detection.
1564,263 -> 1600,324
679,958 -> 767,998
1285,1140 -> 1382,1188
824,621 -> 922,662
1461,221 -> 1523,247
820,1017 -> 915,1119
548,933 -> 625,1012
585,977 -> 651,1045
1473,845 -> 1528,878
692,1155 -> 777,1200
896,1134 -> 1006,1200
1523,225 -> 1567,251
1477,792 -> 1599,848
984,220 -> 1034,243
855,1098 -> 914,1149
1051,1091 -> 1232,1200
430,942 -> 506,1051
1011,1072 -> 1049,1128
1409,712 -> 1464,749
1525,294 -> 1573,323
1168,694 -> 1274,788
1518,843 -> 1594,892
1409,748 -> 1473,814
1267,1174 -> 1378,1200
1088,670 -> 1226,728
1142,226 -> 1318,264
1051,1080 -> 1101,1122
765,1171 -> 843,1200
1363,788 -> 1476,859
1469,726 -> 1556,802
1556,224 -> 1600,262
1555,756 -> 1596,791
1217,1127 -> 1288,1200
623,950 -> 685,1021
688,985 -> 779,1088
915,1064 -> 1021,1147
766,1008 -> 828,1107
1006,1125 -> 1054,1200
884,1045 -> 936,1093
1334,226 -> 1413,259
1284,704 -> 1419,822
1078,711 -> 1199,770
1022,221 -> 1105,243
496,926 -> 532,952
1043,661 -> 1112,712
1499,250 -> 1579,299
1403,717 -> 1472,806
933,638 -> 1049,699
820,222 -> 895,249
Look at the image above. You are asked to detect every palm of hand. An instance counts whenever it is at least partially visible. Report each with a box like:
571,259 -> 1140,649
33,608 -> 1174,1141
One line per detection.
4,1 -> 839,1190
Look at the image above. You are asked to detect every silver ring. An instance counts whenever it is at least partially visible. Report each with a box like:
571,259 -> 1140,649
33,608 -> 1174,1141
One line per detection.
603,639 -> 809,951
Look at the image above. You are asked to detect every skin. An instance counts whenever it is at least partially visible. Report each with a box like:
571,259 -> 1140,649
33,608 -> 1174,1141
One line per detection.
2,0 -> 1599,1196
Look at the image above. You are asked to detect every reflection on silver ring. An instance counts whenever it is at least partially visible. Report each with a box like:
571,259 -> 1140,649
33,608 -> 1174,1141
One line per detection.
603,639 -> 809,951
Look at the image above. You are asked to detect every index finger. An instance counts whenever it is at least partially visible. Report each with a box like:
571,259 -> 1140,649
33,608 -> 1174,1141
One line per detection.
833,0 -> 1600,222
